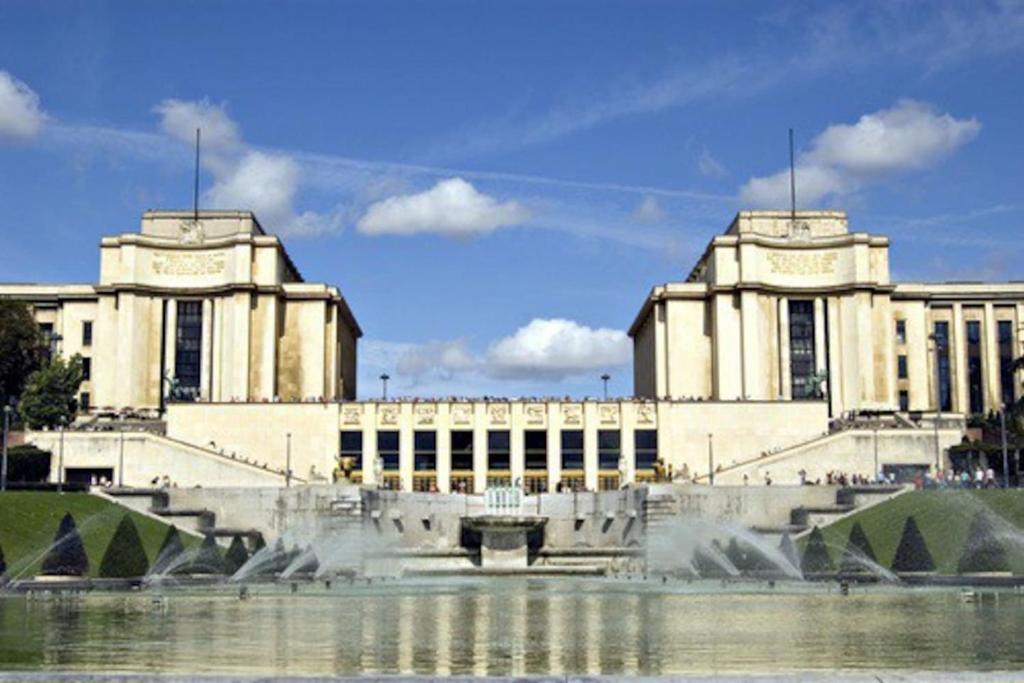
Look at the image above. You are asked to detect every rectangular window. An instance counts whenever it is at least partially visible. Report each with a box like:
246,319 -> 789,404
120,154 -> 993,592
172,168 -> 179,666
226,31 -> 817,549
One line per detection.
598,430 -> 621,470
340,431 -> 363,470
487,430 -> 510,471
561,430 -> 584,470
524,430 -> 547,470
414,431 -> 436,471
174,301 -> 203,398
79,392 -> 90,412
82,321 -> 93,347
895,319 -> 906,345
898,390 -> 909,412
966,320 -> 983,414
934,321 -> 952,412
81,357 -> 91,381
635,429 -> 658,470
998,320 -> 1015,408
897,355 -> 907,380
39,323 -> 54,361
789,300 -> 817,399
451,430 -> 474,471
377,431 -> 399,471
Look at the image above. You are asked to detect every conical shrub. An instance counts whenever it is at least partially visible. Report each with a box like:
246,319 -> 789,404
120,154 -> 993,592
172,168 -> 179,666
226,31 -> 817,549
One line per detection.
890,516 -> 935,572
800,526 -> 833,575
189,534 -> 225,575
224,535 -> 249,575
152,525 -> 185,575
779,532 -> 800,573
840,522 -> 877,574
41,512 -> 88,576
957,512 -> 1009,574
252,534 -> 267,554
98,515 -> 149,578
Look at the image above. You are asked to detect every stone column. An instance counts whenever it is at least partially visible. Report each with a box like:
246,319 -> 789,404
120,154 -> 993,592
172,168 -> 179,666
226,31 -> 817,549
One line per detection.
231,292 -> 251,400
952,303 -> 967,413
621,401 -> 636,485
473,403 -> 487,493
778,297 -> 791,400
436,404 -> 451,494
163,298 -> 177,384
547,403 -> 561,492
983,302 -> 1001,411
813,298 -> 826,376
740,291 -> 760,399
583,402 -> 599,491
399,402 -> 413,492
510,402 -> 525,487
201,298 -> 214,401
362,406 -> 377,485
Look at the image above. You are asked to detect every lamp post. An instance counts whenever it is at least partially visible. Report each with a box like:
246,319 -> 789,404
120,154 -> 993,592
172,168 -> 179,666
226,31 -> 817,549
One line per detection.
601,374 -> 610,400
118,429 -> 125,488
379,373 -> 390,401
1,405 -> 12,491
873,426 -> 879,483
1000,409 -> 1009,489
707,433 -> 715,486
285,432 -> 292,488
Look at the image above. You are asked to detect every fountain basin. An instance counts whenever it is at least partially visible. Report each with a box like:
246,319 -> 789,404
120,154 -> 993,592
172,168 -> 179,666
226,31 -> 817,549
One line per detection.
461,515 -> 547,569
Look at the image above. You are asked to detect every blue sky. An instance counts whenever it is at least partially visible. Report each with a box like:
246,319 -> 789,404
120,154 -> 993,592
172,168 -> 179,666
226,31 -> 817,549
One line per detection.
1,1 -> 1022,399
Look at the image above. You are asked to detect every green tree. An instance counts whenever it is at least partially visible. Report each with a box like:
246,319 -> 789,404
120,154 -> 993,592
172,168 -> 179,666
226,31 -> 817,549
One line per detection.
224,535 -> 249,575
0,299 -> 44,409
152,525 -> 185,575
18,354 -> 84,429
98,516 -> 150,578
800,527 -> 833,575
890,516 -> 935,573
957,512 -> 1009,574
840,522 -> 878,574
41,512 -> 88,576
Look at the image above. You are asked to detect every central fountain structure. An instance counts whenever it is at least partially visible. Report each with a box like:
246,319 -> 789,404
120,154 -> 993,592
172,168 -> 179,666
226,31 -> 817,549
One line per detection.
461,487 -> 547,570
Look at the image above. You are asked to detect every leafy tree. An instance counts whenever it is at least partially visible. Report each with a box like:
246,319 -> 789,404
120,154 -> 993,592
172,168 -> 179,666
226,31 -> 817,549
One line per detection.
188,534 -> 225,575
0,299 -> 44,408
840,522 -> 878,574
18,354 -> 84,429
800,527 -> 833,575
779,532 -> 800,573
41,512 -> 88,576
5,445 -> 51,482
957,512 -> 1009,574
224,535 -> 249,575
890,516 -> 935,573
152,525 -> 185,575
98,516 -> 149,578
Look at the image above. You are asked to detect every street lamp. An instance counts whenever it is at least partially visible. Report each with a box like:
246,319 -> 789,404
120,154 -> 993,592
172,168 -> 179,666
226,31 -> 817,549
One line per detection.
379,373 -> 390,400
285,432 -> 292,488
1,404 -> 12,491
601,373 -> 611,400
707,433 -> 715,486
57,418 -> 66,494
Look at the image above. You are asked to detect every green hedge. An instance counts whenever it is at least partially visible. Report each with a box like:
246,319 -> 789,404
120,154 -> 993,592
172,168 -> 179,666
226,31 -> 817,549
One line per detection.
3,445 -> 50,483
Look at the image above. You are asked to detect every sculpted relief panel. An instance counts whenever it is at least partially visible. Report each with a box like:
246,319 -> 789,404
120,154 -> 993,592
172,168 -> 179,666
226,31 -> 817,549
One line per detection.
766,251 -> 838,276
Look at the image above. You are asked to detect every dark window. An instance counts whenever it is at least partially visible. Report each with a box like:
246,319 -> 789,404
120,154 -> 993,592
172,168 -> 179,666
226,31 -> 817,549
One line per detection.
598,430 -> 621,470
81,357 -> 91,381
789,300 -> 817,399
487,430 -> 510,471
414,431 -> 436,471
898,390 -> 909,412
897,355 -> 907,380
934,321 -> 952,412
82,321 -> 93,347
635,429 -> 658,470
39,323 -> 54,361
524,430 -> 547,470
966,320 -> 983,414
451,430 -> 474,471
895,319 -> 906,345
174,301 -> 203,398
561,430 -> 584,470
377,431 -> 399,471
998,321 -> 1015,408
340,431 -> 362,469
79,392 -> 90,412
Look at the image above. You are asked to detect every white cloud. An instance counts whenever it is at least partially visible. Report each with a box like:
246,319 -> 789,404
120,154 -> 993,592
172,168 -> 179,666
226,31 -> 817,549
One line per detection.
0,71 -> 47,141
698,148 -> 728,178
630,195 -> 667,224
357,177 -> 529,237
396,340 -> 478,382
739,100 -> 980,207
485,318 -> 631,380
153,99 -> 339,237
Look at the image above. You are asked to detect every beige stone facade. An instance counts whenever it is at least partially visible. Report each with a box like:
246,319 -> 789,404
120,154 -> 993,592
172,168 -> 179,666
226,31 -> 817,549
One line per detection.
1,211 -> 361,411
630,211 -> 1024,417
6,208 -> 1024,490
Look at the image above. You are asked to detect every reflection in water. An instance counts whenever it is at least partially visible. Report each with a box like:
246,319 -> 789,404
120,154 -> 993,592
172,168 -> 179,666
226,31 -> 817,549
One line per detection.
0,578 -> 1022,676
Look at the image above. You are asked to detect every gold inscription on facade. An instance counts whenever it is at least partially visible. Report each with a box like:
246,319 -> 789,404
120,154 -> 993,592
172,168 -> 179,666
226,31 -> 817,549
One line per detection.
152,253 -> 226,277
767,251 -> 837,276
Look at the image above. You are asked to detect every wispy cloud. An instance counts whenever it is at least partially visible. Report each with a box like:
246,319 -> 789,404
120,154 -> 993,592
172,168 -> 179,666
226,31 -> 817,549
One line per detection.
0,70 -> 49,141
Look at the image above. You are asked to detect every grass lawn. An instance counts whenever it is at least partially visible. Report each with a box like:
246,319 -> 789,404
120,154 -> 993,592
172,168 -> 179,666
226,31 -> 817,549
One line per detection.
805,490 -> 1024,574
0,492 -> 198,579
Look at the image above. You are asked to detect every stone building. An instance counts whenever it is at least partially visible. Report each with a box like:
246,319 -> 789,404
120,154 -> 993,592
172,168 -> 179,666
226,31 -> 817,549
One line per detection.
5,209 -> 1023,489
